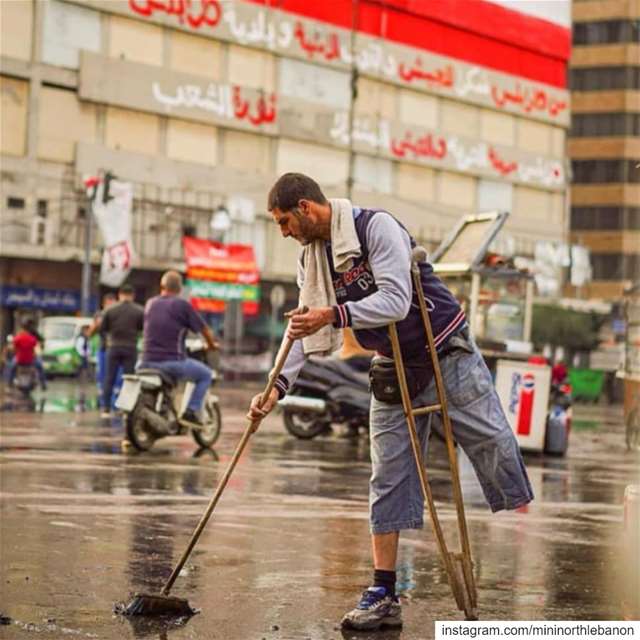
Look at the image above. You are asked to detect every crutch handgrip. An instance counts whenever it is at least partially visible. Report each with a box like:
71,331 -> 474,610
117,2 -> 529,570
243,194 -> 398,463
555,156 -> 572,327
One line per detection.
411,246 -> 428,274
412,246 -> 428,263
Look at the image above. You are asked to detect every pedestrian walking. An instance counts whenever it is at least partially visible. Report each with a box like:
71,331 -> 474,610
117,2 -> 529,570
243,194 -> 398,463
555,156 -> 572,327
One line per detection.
100,284 -> 144,419
75,325 -> 92,382
247,173 -> 534,631
89,292 -> 117,409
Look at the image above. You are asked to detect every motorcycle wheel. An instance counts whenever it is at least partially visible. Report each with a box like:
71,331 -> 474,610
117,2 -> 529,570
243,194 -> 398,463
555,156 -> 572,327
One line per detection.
192,398 -> 222,448
283,409 -> 330,440
126,400 -> 156,451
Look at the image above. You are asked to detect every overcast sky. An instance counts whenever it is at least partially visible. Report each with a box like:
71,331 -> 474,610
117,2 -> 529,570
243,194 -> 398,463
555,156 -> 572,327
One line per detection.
489,0 -> 571,27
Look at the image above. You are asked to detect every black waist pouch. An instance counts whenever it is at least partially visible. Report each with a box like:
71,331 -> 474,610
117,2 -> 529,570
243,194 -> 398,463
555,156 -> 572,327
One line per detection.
369,355 -> 433,404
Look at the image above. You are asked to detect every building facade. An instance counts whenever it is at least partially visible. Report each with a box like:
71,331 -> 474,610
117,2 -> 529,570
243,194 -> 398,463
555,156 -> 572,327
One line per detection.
1,0 -> 571,334
569,0 -> 640,301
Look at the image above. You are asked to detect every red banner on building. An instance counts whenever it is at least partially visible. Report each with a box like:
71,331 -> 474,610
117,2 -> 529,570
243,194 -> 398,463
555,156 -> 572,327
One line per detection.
183,236 -> 259,273
182,236 -> 260,316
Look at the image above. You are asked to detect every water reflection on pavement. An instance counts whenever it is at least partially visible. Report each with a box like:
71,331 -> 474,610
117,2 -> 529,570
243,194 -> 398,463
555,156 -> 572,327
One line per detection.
0,381 -> 638,639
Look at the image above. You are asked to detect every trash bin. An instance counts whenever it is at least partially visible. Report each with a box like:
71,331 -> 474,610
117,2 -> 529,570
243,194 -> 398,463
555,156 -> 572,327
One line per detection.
568,368 -> 604,403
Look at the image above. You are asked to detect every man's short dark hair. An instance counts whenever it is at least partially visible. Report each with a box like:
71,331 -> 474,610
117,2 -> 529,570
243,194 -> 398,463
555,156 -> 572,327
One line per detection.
267,173 -> 327,212
119,284 -> 134,296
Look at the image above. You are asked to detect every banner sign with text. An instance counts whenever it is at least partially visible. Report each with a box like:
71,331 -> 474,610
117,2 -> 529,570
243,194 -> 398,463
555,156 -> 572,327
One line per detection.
0,285 -> 91,312
186,279 -> 260,302
182,236 -> 260,316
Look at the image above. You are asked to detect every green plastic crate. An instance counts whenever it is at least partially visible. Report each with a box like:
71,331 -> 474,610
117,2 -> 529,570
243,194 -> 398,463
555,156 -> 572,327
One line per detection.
568,368 -> 605,402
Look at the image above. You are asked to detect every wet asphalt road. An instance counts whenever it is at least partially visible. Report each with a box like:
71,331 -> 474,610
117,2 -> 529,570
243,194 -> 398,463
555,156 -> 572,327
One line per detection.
1,380 -> 639,640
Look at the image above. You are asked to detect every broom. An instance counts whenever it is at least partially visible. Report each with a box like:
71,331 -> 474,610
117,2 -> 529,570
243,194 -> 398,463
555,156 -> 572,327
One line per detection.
122,323 -> 299,616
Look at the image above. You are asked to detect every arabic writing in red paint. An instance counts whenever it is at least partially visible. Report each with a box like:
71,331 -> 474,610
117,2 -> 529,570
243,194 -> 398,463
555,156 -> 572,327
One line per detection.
488,147 -> 518,176
293,21 -> 342,61
129,0 -> 221,30
232,86 -> 276,126
491,84 -> 566,118
398,60 -> 454,87
390,132 -> 447,160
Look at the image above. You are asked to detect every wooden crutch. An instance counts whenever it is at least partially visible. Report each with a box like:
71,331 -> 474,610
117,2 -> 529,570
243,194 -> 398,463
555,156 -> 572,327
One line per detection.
387,246 -> 478,620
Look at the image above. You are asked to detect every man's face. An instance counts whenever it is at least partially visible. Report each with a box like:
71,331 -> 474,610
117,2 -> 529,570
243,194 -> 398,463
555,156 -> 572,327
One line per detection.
272,203 -> 317,246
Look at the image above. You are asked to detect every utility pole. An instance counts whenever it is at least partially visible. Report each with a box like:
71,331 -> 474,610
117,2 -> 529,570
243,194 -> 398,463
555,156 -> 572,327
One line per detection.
346,0 -> 359,200
81,175 -> 98,316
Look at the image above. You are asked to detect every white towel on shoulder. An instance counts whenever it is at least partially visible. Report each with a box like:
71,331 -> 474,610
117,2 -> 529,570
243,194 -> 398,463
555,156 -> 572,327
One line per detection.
299,198 -> 361,355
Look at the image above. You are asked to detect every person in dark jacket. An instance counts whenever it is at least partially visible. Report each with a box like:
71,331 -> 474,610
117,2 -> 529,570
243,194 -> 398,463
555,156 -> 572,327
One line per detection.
100,284 -> 144,419
248,173 -> 534,631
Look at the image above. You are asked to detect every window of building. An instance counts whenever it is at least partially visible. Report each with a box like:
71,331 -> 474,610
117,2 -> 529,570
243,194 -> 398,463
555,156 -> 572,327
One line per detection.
591,253 -> 623,280
573,20 -> 640,45
477,179 -> 513,213
570,66 -> 640,91
1,0 -> 33,61
571,160 -> 640,184
626,254 -> 640,280
571,113 -> 640,137
571,207 -> 640,231
354,155 -> 393,194
108,15 -> 163,66
7,197 -> 25,209
0,75 -> 29,157
41,0 -> 101,69
38,86 -> 97,162
278,58 -> 350,111
591,253 -> 640,281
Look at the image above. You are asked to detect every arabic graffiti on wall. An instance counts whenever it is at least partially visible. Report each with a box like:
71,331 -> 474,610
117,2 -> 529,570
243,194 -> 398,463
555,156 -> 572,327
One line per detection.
152,81 -> 276,127
129,0 -> 221,29
328,111 -> 565,188
125,0 -> 569,125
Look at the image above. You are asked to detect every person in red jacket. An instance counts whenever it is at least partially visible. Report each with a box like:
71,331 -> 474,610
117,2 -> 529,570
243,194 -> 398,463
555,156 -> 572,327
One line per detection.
6,318 -> 47,390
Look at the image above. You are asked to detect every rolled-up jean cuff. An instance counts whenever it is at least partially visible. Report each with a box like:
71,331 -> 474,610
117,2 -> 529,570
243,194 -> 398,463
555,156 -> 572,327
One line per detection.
489,496 -> 532,513
370,518 -> 424,535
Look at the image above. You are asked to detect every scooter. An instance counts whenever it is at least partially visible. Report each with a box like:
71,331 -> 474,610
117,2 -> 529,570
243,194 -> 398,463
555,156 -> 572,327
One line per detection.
116,343 -> 221,451
278,355 -> 371,439
14,364 -> 37,397
544,381 -> 572,456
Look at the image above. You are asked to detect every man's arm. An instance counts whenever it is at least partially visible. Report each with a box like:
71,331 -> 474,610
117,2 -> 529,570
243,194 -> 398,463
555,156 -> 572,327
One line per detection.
87,315 -> 101,337
247,259 -> 309,423
100,309 -> 111,334
181,300 -> 218,350
200,325 -> 219,351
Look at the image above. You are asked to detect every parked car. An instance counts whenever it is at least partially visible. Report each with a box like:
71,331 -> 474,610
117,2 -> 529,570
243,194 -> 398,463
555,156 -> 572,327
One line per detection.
40,316 -> 95,376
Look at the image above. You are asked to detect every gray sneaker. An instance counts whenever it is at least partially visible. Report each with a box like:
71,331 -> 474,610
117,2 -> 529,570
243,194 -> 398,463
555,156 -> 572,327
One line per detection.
341,587 -> 403,631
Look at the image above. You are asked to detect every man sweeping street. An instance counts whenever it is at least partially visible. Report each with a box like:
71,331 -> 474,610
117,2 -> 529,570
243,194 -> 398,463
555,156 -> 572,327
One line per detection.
247,172 -> 534,631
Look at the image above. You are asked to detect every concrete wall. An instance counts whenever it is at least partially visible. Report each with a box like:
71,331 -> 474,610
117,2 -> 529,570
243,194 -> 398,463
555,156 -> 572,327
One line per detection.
0,76 -> 29,157
38,87 -> 97,162
0,0 -> 33,61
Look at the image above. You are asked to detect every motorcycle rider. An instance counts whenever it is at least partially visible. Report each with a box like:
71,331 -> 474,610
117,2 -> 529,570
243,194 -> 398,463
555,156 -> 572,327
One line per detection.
139,270 -> 219,426
6,318 -> 47,391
